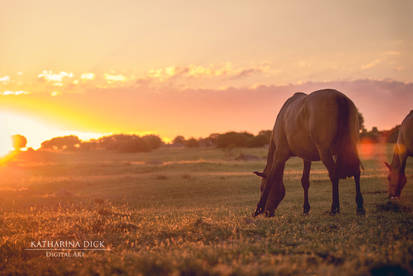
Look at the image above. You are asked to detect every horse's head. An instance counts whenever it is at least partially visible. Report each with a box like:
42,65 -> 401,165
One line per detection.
253,170 -> 285,217
385,162 -> 406,200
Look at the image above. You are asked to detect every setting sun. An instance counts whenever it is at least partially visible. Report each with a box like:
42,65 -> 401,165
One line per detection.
0,110 -> 104,156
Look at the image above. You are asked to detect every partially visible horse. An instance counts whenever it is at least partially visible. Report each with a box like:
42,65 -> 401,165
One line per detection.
253,89 -> 364,217
385,110 -> 413,199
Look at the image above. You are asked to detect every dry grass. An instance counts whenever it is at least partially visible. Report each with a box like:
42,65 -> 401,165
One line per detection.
0,144 -> 412,275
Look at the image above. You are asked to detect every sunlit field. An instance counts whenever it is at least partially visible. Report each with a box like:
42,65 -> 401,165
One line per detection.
0,144 -> 412,275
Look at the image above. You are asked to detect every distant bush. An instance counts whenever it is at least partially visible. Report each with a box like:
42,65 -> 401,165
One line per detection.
142,135 -> 164,149
41,135 -> 81,151
39,134 -> 163,153
360,125 -> 400,143
170,131 -> 272,149
215,132 -> 255,148
12,134 -> 27,151
172,136 -> 186,146
185,138 -> 199,148
97,134 -> 161,153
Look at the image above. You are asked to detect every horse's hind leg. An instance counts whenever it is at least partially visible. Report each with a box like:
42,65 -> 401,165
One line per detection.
354,172 -> 365,215
302,160 -> 311,214
318,150 -> 340,214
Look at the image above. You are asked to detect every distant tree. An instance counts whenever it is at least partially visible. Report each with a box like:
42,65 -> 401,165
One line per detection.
142,134 -> 163,149
172,136 -> 186,146
41,135 -> 81,151
97,134 -> 153,153
358,112 -> 366,133
79,139 -> 99,151
197,133 -> 219,147
185,138 -> 199,148
12,134 -> 27,151
360,126 -> 381,142
254,130 -> 272,146
215,131 -> 255,148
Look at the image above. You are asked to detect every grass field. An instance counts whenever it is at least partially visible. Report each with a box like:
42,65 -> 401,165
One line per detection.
0,144 -> 412,275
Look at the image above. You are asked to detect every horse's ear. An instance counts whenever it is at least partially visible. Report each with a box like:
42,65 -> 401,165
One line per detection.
253,171 -> 266,178
384,162 -> 391,170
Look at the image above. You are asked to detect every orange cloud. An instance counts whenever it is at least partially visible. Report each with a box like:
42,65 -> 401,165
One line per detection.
104,73 -> 127,83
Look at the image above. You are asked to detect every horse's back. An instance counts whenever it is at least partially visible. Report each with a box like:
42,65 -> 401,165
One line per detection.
400,110 -> 413,156
275,89 -> 359,161
305,89 -> 359,146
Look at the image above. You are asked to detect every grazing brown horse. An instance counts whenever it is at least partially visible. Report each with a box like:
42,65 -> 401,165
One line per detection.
385,110 -> 413,199
253,89 -> 364,217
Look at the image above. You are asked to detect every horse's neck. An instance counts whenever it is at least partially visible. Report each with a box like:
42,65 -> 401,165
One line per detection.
391,144 -> 407,173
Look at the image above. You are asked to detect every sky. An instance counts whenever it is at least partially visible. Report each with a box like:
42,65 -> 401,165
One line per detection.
0,0 -> 412,154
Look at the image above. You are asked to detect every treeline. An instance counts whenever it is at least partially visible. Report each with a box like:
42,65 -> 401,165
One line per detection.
33,131 -> 271,154
14,123 -> 401,154
37,131 -> 273,153
40,134 -> 163,153
359,125 -> 400,143
172,130 -> 272,148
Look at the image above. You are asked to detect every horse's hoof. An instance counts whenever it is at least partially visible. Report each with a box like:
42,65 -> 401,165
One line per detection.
265,210 -> 275,217
329,209 -> 340,215
357,208 -> 366,216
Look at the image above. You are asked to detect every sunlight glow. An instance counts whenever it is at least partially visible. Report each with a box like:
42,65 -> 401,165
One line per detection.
0,111 -> 104,156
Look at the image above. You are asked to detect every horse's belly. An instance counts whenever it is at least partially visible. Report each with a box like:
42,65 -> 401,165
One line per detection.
288,138 -> 320,161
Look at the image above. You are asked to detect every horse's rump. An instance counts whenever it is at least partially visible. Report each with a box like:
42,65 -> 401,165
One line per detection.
335,95 -> 360,179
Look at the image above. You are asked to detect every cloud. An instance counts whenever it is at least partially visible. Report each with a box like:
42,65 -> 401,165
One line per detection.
104,73 -> 127,83
1,90 -> 29,95
228,68 -> 262,80
38,70 -> 73,82
145,63 -> 265,82
361,50 -> 402,70
361,59 -> 382,70
0,76 -> 10,84
383,50 -> 400,56
80,73 -> 95,80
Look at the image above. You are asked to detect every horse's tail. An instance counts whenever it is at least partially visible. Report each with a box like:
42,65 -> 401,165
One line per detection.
335,96 -> 360,179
